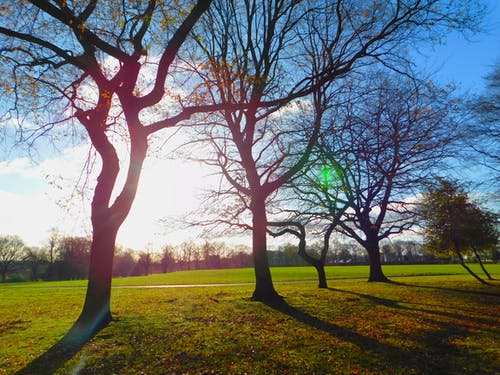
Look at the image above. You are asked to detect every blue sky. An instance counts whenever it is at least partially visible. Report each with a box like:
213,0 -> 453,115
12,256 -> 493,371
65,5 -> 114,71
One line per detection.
0,2 -> 499,249
413,0 -> 499,93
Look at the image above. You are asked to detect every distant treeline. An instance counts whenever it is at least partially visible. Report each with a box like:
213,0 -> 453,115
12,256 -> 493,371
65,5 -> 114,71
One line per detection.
4,234 -> 497,283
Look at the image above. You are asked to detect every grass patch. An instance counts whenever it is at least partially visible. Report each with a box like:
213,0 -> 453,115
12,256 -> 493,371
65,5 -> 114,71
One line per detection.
1,271 -> 499,374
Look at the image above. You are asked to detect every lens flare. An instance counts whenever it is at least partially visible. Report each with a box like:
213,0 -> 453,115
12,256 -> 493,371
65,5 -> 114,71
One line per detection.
317,163 -> 343,189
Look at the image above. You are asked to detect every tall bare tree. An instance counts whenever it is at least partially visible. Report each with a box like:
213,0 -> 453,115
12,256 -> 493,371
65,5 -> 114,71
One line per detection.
0,0 -> 214,342
308,73 -> 463,281
186,0 -> 484,298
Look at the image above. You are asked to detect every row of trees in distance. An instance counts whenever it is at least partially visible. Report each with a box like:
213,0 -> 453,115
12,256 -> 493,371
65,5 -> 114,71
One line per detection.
2,228 -> 497,283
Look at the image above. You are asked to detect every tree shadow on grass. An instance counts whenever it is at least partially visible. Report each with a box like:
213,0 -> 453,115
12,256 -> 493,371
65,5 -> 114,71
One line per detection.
263,297 -> 416,373
325,287 -> 500,374
390,280 -> 500,298
328,287 -> 499,328
265,292 -> 498,374
15,317 -> 109,375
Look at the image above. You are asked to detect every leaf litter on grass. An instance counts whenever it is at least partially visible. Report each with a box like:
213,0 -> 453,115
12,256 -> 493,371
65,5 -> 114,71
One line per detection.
2,275 -> 499,374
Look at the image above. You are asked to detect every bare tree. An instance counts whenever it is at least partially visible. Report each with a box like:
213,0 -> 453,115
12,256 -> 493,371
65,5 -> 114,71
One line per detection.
308,73 -> 463,281
183,0 -> 483,300
113,248 -> 136,277
0,0 -> 214,342
179,241 -> 198,270
0,235 -> 26,282
24,246 -> 48,281
57,236 -> 91,280
45,228 -> 60,280
466,62 -> 500,192
160,244 -> 176,273
137,251 -> 153,276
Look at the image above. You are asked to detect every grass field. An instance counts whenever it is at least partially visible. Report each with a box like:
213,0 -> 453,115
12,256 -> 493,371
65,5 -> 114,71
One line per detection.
4,263 -> 499,288
1,265 -> 499,374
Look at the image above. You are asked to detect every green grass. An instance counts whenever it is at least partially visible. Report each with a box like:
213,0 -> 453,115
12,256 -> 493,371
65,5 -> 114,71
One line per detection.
3,263 -> 499,288
1,265 -> 499,374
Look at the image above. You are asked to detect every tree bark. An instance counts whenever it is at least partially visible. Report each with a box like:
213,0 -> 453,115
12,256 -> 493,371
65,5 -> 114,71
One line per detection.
62,223 -> 117,345
251,198 -> 280,301
314,263 -> 328,288
472,247 -> 494,280
365,239 -> 389,282
62,123 -> 148,346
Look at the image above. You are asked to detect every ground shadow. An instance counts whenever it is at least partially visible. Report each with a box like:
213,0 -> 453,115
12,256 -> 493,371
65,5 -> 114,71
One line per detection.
324,287 -> 499,373
390,280 -> 500,298
265,292 -> 498,374
263,297 -> 417,373
328,287 -> 499,327
15,320 -> 108,375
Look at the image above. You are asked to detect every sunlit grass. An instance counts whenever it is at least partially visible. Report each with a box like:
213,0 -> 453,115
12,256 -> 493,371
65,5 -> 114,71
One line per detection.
1,269 -> 499,374
2,264 -> 498,288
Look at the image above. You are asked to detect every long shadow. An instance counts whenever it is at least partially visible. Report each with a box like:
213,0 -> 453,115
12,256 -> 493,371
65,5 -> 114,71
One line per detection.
390,280 -> 500,298
15,317 -> 109,375
265,294 -> 498,374
328,287 -> 500,327
263,297 -> 417,373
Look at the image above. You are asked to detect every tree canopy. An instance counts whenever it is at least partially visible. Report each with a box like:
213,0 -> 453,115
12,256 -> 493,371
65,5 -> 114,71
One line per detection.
420,178 -> 498,283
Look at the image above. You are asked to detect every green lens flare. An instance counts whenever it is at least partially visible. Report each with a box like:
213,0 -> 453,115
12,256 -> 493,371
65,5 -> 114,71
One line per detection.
318,163 -> 343,189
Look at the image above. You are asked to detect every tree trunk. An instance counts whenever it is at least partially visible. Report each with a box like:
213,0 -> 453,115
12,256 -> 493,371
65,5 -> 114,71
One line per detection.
251,198 -> 280,301
297,236 -> 328,288
314,263 -> 328,288
472,247 -> 494,280
366,239 -> 389,282
61,126 -> 147,346
455,248 -> 488,285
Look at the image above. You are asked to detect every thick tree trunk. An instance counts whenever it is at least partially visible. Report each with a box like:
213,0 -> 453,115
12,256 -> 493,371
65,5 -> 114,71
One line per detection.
314,263 -> 328,288
61,126 -> 147,346
472,248 -> 494,280
366,240 -> 389,282
61,223 -> 117,346
251,199 -> 280,301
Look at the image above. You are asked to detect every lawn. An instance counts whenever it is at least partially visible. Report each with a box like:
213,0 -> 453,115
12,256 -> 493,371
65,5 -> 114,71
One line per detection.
4,263 -> 499,288
1,265 -> 499,374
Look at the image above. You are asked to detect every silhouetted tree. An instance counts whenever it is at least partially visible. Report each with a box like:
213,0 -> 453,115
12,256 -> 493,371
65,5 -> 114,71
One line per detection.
160,245 -> 176,273
201,241 -> 224,269
271,143 -> 354,287
45,229 -> 60,281
179,241 -> 198,270
57,236 -> 91,280
185,0 -> 482,300
0,0 -> 214,340
313,73 -> 462,281
24,247 -> 48,281
113,249 -> 136,277
136,251 -> 153,276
